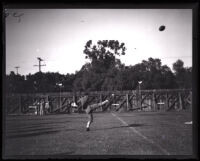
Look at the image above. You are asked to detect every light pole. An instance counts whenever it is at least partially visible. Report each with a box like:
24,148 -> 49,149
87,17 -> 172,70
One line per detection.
56,83 -> 63,108
138,81 -> 143,111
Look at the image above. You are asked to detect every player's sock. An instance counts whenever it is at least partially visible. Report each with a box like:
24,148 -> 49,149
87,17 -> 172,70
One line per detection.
86,121 -> 90,128
86,121 -> 90,131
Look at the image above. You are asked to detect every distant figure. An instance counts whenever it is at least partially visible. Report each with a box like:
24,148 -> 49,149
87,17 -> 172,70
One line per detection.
45,101 -> 50,114
39,99 -> 45,116
33,99 -> 40,115
32,99 -> 39,115
70,99 -> 78,113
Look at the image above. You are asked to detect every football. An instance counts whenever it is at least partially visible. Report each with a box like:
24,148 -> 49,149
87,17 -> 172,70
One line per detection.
159,25 -> 166,31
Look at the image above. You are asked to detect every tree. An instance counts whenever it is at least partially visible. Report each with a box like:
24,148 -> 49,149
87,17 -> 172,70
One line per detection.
5,71 -> 76,93
172,59 -> 189,88
125,58 -> 177,90
183,67 -> 192,89
6,71 -> 26,93
72,40 -> 127,91
173,59 -> 185,74
160,65 -> 177,89
83,40 -> 126,73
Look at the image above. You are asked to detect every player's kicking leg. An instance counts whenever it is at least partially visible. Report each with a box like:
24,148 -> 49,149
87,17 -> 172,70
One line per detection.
85,99 -> 109,131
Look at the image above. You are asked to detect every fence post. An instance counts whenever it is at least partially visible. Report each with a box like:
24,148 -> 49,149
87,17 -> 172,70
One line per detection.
126,94 -> 129,111
178,92 -> 183,110
100,94 -> 102,111
190,91 -> 192,111
175,93 -> 178,110
19,95 -> 22,114
152,92 -> 156,111
165,93 -> 168,111
137,92 -> 141,111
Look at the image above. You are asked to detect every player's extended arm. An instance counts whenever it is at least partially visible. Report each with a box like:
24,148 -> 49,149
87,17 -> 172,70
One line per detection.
78,96 -> 88,106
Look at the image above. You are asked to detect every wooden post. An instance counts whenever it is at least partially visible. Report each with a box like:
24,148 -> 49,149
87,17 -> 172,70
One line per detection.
126,94 -> 129,111
136,93 -> 139,109
165,93 -> 168,111
129,94 -> 133,110
139,87 -> 142,111
49,97 -> 51,113
137,92 -> 141,111
178,92 -> 183,110
73,95 -> 75,103
152,93 -> 155,111
174,94 -> 178,110
59,88 -> 61,108
19,95 -> 22,113
148,99 -> 151,111
190,91 -> 192,111
100,94 -> 102,111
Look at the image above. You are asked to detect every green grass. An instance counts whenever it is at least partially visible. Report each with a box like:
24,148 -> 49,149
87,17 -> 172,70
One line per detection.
3,111 -> 192,158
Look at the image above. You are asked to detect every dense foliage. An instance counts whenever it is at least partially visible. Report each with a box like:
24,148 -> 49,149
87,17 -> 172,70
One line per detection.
5,40 -> 192,93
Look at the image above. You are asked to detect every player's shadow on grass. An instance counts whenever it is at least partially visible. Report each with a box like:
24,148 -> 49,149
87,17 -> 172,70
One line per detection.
6,127 -> 80,139
138,113 -> 167,116
94,123 -> 145,131
6,127 -> 77,138
128,123 -> 145,127
6,130 -> 61,138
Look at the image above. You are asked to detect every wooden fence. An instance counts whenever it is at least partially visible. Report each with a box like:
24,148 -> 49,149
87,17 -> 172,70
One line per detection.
5,89 -> 192,115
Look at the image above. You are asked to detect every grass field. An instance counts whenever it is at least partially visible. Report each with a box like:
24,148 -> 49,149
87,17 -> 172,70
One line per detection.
3,111 -> 193,158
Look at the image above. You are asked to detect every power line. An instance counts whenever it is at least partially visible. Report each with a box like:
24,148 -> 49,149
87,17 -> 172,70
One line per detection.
159,56 -> 192,59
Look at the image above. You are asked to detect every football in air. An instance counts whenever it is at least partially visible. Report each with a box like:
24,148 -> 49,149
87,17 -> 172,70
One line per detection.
159,25 -> 166,31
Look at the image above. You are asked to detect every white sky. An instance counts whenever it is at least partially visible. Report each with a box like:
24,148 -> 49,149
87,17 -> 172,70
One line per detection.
5,9 -> 192,75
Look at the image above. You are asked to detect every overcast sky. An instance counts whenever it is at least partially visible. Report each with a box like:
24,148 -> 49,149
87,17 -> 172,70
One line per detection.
5,9 -> 192,75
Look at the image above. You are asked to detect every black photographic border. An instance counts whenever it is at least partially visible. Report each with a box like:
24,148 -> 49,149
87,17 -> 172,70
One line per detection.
1,0 -> 199,160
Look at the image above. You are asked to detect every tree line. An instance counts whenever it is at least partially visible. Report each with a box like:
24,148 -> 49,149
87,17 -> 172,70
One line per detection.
5,40 -> 192,93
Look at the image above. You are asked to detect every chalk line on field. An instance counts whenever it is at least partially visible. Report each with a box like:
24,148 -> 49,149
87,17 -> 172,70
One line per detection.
111,113 -> 170,155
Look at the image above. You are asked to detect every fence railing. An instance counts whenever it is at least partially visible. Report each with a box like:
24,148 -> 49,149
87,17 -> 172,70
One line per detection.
5,89 -> 192,115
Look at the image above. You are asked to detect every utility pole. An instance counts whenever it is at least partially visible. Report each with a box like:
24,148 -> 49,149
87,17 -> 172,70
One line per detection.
15,66 -> 20,75
34,57 -> 46,72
